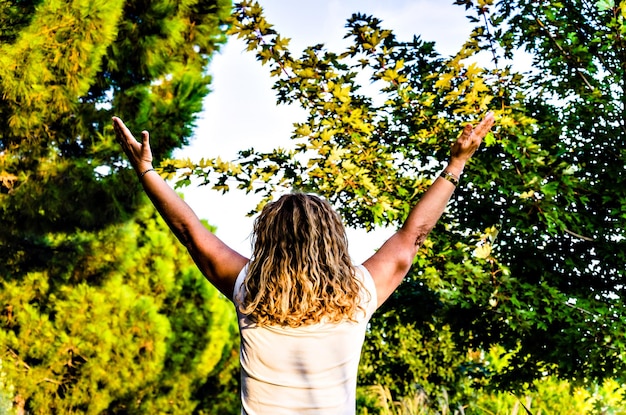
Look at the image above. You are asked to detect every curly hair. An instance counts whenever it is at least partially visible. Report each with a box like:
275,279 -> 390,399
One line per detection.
237,193 -> 366,327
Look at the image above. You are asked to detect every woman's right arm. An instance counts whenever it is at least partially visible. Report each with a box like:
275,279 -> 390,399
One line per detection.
113,117 -> 248,299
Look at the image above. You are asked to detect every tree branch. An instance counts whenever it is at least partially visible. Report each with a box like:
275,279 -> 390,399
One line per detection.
563,228 -> 595,241
530,11 -> 595,91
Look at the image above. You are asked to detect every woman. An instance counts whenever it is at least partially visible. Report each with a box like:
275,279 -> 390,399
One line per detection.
112,111 -> 495,414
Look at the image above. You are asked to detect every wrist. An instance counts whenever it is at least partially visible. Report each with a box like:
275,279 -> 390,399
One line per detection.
445,158 -> 465,177
137,164 -> 155,177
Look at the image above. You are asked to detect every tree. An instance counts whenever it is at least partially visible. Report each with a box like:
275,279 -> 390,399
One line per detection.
168,0 -> 625,399
0,0 -> 230,243
449,0 -> 626,387
0,205 -> 240,413
0,0 -> 240,413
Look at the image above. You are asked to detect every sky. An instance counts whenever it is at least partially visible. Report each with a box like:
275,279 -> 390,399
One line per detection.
175,1 -> 478,263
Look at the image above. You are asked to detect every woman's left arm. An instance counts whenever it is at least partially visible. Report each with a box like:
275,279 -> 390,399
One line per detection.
113,117 -> 248,299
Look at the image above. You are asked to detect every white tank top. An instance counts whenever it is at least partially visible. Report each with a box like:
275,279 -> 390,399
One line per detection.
234,265 -> 377,415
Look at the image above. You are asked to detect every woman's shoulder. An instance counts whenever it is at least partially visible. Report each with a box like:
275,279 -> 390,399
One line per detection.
233,263 -> 250,306
355,264 -> 378,316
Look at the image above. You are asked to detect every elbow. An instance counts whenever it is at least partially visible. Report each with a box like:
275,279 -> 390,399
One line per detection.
170,220 -> 195,249
394,229 -> 424,269
400,223 -> 431,250
413,231 -> 429,250
399,227 -> 432,269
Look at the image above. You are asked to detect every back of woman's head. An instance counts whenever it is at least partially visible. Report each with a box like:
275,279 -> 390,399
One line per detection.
238,193 -> 364,327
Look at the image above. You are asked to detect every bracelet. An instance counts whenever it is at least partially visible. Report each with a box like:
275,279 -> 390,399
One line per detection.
440,171 -> 459,186
139,168 -> 156,178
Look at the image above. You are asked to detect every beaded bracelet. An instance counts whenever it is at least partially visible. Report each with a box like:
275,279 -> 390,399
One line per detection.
139,168 -> 156,178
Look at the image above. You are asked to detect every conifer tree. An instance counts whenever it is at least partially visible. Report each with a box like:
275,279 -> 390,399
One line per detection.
0,0 -> 240,413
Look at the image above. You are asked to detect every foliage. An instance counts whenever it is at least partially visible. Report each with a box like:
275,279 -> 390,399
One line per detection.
0,359 -> 16,415
357,376 -> 626,415
450,0 -> 626,387
0,0 -> 240,413
360,280 -> 469,398
0,0 -> 230,249
0,204 -> 240,414
168,0 -> 626,400
358,347 -> 626,414
471,378 -> 626,415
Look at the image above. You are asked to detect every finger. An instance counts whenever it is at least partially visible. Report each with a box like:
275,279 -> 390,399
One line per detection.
112,117 -> 136,142
473,112 -> 495,138
112,117 -> 127,141
112,120 -> 129,150
141,130 -> 150,146
481,113 -> 495,131
458,124 -> 473,142
112,117 -> 122,137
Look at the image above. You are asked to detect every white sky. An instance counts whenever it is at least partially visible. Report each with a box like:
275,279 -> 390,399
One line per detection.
175,1 -> 477,263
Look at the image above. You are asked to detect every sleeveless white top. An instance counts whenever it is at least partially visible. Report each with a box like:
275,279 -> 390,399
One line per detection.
234,265 -> 377,415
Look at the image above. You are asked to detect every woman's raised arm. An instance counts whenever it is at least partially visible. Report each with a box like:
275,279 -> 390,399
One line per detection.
113,117 -> 248,299
363,112 -> 495,307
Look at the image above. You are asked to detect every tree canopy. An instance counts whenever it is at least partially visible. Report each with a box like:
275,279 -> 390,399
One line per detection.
0,0 -> 230,242
168,0 -> 626,399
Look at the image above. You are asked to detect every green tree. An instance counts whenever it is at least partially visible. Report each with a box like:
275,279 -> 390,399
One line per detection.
0,0 -> 240,413
169,0 -> 625,401
0,205 -> 240,413
0,0 -> 230,242
449,0 -> 626,387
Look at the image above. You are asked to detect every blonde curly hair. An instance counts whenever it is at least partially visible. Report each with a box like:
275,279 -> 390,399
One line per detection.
238,193 -> 366,327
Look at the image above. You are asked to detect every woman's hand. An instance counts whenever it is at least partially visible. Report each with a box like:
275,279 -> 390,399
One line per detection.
112,117 -> 154,174
448,111 -> 495,170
